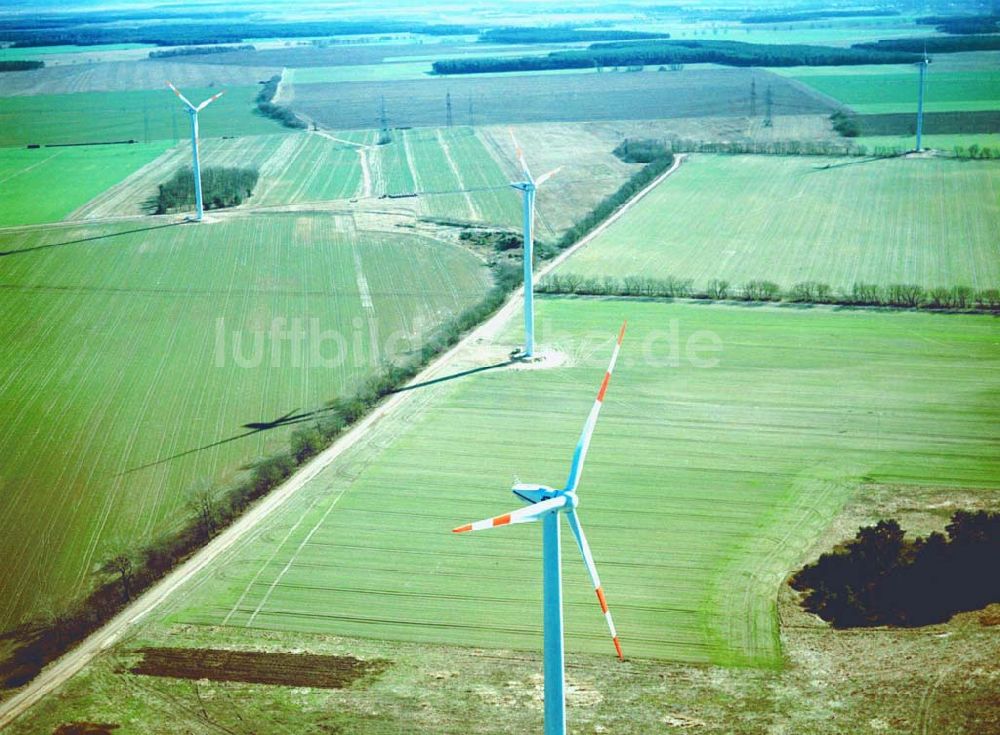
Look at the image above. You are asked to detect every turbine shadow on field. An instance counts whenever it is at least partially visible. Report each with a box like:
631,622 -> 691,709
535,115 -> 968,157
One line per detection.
118,408 -> 328,476
811,153 -> 907,172
0,221 -> 183,258
390,359 -> 516,394
120,362 -> 515,475
242,409 -> 318,430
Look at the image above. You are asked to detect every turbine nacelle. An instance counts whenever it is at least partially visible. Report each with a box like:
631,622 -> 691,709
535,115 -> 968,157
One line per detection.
512,483 -> 558,504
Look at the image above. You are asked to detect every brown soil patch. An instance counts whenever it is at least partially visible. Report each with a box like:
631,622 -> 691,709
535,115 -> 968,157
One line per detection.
979,605 -> 1000,627
52,724 -> 120,735
129,647 -> 388,689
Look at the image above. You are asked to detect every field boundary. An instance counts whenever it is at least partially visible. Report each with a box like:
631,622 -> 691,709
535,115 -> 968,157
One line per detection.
0,154 -> 684,730
536,278 -> 1000,313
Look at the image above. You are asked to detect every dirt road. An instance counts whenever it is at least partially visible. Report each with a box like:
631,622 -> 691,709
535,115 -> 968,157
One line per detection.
0,154 -> 683,730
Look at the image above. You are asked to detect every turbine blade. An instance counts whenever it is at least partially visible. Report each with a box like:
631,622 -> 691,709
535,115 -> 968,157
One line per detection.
565,321 -> 626,492
453,495 -> 566,533
166,81 -> 196,111
534,166 -> 563,187
196,90 -> 225,111
508,126 -> 532,182
565,510 -> 623,660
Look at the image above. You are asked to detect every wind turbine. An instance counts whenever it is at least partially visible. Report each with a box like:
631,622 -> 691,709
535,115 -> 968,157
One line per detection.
509,129 -> 561,358
167,82 -> 224,221
453,321 -> 627,735
915,49 -> 931,152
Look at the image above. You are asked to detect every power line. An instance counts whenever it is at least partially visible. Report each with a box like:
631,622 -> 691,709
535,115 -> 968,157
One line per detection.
377,96 -> 391,144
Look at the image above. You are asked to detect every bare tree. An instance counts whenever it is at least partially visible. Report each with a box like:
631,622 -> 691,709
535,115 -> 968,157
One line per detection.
110,553 -> 134,602
188,484 -> 219,542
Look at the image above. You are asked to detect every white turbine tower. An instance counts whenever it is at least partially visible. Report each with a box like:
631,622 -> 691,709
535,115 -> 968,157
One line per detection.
509,129 -> 561,358
167,82 -> 224,222
915,49 -> 931,152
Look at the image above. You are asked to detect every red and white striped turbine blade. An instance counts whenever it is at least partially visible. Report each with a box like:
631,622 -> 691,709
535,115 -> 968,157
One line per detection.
565,321 -> 627,492
565,510 -> 623,660
166,81 -> 196,111
197,90 -> 226,111
534,166 -> 563,187
453,495 -> 566,533
508,126 -> 532,182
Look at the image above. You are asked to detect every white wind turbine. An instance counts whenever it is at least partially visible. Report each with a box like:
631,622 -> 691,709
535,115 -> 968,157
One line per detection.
167,82 -> 224,221
509,128 -> 561,358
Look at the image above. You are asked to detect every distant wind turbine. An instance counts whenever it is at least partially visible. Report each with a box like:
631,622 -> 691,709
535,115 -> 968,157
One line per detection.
167,82 -> 224,221
915,50 -> 931,152
454,321 -> 627,735
509,129 -> 561,358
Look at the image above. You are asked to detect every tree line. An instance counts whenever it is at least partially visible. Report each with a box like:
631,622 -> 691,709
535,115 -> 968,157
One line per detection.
654,136 -> 908,158
539,149 -> 675,259
854,35 -> 1000,53
152,166 -> 259,214
671,134 -> 999,161
742,9 -> 900,23
432,39 -> 922,75
537,275 -> 1000,312
256,74 -> 306,129
916,14 -> 1000,35
613,138 -> 673,163
479,28 -> 670,44
148,44 -> 254,59
0,60 -> 43,72
791,511 -> 999,627
1,20 -> 479,48
830,111 -> 860,138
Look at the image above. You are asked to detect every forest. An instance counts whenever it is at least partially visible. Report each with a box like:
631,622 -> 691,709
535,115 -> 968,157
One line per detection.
433,39 -> 923,74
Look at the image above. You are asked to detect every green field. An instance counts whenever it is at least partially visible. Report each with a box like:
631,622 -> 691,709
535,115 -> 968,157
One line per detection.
0,142 -> 171,226
0,214 -> 490,631
369,128 -> 521,226
560,155 -> 1000,291
784,69 -> 1000,114
401,128 -> 521,225
0,43 -> 152,60
0,86 -> 285,147
253,133 -> 364,205
165,298 -> 999,667
855,133 -> 1000,151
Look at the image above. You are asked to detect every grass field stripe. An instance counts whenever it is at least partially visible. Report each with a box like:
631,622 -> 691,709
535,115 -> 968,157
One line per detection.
559,157 -> 1000,291
246,487 -> 349,627
222,495 -> 324,626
